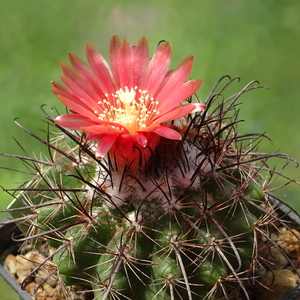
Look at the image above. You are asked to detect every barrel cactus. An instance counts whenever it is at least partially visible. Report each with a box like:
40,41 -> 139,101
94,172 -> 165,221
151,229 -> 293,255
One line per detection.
3,35 -> 299,300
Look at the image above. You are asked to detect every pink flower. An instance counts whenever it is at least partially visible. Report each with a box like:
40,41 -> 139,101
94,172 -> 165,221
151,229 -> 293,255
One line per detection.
52,35 -> 205,159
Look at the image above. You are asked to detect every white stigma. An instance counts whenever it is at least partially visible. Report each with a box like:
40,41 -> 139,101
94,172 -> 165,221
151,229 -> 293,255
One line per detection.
117,87 -> 136,105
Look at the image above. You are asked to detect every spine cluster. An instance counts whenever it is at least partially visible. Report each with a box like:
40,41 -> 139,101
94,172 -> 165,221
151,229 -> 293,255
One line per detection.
3,76 -> 299,300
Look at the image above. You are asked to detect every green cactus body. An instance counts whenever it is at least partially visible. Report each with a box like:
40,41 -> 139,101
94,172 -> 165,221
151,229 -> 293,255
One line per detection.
5,76 -> 298,300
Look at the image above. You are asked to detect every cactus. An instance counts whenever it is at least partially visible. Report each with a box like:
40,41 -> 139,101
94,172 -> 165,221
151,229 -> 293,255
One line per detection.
2,36 -> 299,300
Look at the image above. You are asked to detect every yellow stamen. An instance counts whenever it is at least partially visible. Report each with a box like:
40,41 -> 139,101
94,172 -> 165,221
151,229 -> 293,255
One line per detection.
95,86 -> 160,134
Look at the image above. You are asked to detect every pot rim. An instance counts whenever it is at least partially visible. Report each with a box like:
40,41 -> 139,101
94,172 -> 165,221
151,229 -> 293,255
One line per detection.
0,216 -> 32,300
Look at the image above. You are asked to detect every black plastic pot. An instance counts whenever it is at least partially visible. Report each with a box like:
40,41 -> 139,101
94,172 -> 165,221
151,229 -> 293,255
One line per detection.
0,216 -> 32,300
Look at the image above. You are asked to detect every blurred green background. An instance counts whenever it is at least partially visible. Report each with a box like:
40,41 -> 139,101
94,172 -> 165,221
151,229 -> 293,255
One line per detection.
1,0 -> 299,299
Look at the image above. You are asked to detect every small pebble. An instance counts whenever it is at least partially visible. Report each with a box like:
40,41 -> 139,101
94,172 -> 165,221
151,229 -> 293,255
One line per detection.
255,269 -> 297,300
278,229 -> 300,259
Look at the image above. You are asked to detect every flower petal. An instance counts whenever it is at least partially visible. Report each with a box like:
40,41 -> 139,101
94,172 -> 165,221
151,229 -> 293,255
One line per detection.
69,51 -> 109,100
133,133 -> 148,148
110,35 -> 122,89
154,55 -> 194,100
96,135 -> 118,159
51,83 -> 92,113
143,41 -> 172,94
60,63 -> 102,110
132,37 -> 149,88
153,125 -> 182,140
117,38 -> 133,88
85,43 -> 115,97
54,114 -> 96,129
156,79 -> 203,113
191,103 -> 207,113
152,103 -> 199,124
81,125 -> 125,135
53,93 -> 99,122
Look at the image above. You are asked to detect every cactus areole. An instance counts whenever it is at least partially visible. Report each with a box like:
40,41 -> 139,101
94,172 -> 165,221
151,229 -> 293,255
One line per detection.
4,36 -> 299,300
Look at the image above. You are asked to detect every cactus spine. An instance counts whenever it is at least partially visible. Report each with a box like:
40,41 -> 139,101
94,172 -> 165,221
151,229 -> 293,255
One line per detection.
4,75 -> 299,300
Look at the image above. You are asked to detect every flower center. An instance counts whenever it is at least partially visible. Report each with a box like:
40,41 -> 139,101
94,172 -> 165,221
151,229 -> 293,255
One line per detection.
95,87 -> 160,134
